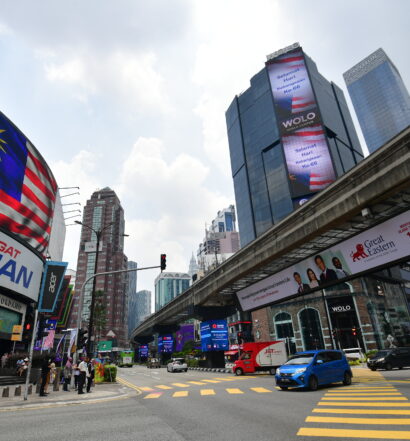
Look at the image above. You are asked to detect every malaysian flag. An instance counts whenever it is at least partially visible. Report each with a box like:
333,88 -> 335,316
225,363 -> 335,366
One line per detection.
309,173 -> 334,191
291,96 -> 316,114
274,50 -> 305,69
42,329 -> 55,350
0,112 -> 57,255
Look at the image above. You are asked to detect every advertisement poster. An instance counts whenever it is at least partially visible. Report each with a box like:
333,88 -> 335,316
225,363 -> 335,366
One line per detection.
266,48 -> 336,198
237,210 -> 410,311
200,320 -> 229,352
38,261 -> 68,312
139,345 -> 149,358
158,335 -> 174,353
175,324 -> 195,352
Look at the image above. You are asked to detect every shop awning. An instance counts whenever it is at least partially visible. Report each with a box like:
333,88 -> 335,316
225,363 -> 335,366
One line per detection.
225,350 -> 238,355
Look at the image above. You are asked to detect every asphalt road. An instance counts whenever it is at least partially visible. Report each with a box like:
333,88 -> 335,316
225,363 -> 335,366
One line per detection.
1,365 -> 410,441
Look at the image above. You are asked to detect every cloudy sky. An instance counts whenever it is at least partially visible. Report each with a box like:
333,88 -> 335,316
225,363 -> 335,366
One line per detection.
1,1 -> 409,307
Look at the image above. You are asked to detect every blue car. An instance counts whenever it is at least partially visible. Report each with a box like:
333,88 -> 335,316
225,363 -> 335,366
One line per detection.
275,350 -> 352,391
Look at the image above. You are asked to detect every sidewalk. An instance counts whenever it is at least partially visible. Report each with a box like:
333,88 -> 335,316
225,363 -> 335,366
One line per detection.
0,382 -> 130,410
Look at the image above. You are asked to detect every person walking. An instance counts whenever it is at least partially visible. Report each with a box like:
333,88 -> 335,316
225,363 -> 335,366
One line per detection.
77,356 -> 88,394
63,358 -> 72,391
39,357 -> 51,397
1,352 -> 8,368
86,358 -> 95,393
44,358 -> 56,394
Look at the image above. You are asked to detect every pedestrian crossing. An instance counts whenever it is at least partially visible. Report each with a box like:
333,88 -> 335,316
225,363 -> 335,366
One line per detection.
143,386 -> 274,399
297,384 -> 410,439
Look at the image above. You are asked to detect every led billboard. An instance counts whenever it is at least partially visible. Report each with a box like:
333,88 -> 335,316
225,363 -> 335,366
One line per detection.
175,324 -> 195,352
200,320 -> 229,352
237,210 -> 410,311
158,335 -> 174,353
139,345 -> 149,358
266,48 -> 336,199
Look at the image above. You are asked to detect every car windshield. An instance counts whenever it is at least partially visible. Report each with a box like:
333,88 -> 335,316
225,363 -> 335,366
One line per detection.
373,350 -> 390,358
284,354 -> 314,365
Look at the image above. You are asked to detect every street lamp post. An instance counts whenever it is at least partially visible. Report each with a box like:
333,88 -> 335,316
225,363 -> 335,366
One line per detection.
75,220 -> 114,355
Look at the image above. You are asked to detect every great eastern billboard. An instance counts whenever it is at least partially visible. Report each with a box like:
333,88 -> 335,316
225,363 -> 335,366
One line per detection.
237,210 -> 410,311
266,47 -> 336,201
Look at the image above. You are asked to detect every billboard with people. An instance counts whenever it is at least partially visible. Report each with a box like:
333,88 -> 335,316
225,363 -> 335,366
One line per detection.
237,210 -> 410,311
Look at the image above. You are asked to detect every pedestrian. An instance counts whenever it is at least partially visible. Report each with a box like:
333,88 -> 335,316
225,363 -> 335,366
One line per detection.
1,352 -> 8,368
86,358 -> 95,393
77,356 -> 88,394
39,357 -> 51,397
44,358 -> 56,394
18,357 -> 29,376
73,362 -> 80,390
63,357 -> 72,391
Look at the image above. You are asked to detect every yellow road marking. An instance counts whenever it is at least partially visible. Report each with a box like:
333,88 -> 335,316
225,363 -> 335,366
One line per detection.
213,377 -> 237,381
297,427 -> 410,439
171,383 -> 190,388
325,393 -> 402,396
306,415 -> 410,425
202,379 -> 221,383
200,389 -> 216,396
318,401 -> 410,407
226,388 -> 244,394
322,396 -> 407,401
188,381 -> 206,385
173,391 -> 188,397
313,408 -> 410,415
144,393 -> 162,399
156,385 -> 173,390
250,387 -> 272,393
139,387 -> 155,392
117,377 -> 143,393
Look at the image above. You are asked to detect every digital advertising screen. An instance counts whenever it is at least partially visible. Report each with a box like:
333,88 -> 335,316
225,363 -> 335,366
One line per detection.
266,48 -> 336,199
176,324 -> 195,352
139,345 -> 149,358
200,320 -> 229,352
158,335 -> 174,353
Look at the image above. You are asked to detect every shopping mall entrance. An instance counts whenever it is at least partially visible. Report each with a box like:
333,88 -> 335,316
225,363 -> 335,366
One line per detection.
327,296 -> 364,350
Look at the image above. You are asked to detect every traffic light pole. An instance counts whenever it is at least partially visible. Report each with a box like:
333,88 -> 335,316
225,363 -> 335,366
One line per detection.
23,308 -> 39,401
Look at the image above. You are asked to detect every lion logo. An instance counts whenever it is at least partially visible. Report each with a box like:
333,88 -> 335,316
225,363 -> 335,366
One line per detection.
350,244 -> 368,262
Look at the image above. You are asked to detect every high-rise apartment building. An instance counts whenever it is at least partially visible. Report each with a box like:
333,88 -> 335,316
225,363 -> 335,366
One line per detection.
197,206 -> 240,272
127,261 -> 137,337
155,272 -> 190,311
344,48 -> 410,154
226,43 -> 364,247
69,187 -> 129,348
128,289 -> 151,335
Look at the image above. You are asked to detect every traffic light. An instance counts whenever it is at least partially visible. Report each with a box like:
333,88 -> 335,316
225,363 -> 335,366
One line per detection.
78,329 -> 88,349
160,254 -> 167,271
237,332 -> 243,343
352,327 -> 357,337
22,306 -> 35,342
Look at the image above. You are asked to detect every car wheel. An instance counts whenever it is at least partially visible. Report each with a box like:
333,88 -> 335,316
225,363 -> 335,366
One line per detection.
269,368 -> 276,375
280,386 -> 288,390
184,369 -> 188,372
343,371 -> 352,386
399,367 -> 403,370
370,367 -> 376,371
235,368 -> 243,376
385,363 -> 392,371
167,367 -> 171,372
308,375 -> 318,391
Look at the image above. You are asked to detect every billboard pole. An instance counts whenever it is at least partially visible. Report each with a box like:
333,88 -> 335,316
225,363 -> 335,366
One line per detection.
23,308 -> 39,401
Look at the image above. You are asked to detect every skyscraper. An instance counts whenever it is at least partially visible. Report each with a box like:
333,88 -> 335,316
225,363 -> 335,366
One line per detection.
69,187 -> 129,348
155,272 -> 190,311
226,43 -> 364,246
127,261 -> 138,337
344,48 -> 410,154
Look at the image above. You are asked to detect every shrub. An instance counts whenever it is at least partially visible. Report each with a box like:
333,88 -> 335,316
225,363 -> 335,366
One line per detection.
349,360 -> 361,366
187,359 -> 199,368
104,364 -> 117,382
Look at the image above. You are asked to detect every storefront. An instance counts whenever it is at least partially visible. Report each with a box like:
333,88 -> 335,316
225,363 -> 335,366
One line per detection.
266,264 -> 410,354
0,293 -> 27,352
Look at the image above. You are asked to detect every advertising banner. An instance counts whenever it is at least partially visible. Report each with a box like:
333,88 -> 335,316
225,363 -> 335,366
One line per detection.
158,335 -> 174,353
200,320 -> 229,352
0,111 -> 58,256
266,48 -> 336,199
38,261 -> 67,312
175,324 -> 195,352
0,230 -> 44,301
237,210 -> 410,311
139,344 -> 149,358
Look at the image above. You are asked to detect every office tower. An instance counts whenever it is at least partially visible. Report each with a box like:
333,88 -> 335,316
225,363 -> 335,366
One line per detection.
69,187 -> 129,348
197,206 -> 240,272
155,273 -> 190,311
344,48 -> 410,153
188,253 -> 199,279
226,43 -> 364,247
127,261 -> 138,337
128,289 -> 151,335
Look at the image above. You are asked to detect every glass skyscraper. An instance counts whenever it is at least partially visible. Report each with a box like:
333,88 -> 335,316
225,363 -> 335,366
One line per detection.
344,48 -> 410,154
226,44 -> 364,247
155,272 -> 190,311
